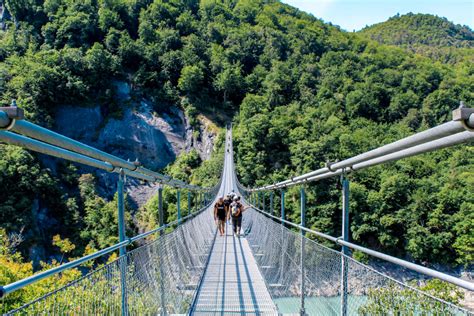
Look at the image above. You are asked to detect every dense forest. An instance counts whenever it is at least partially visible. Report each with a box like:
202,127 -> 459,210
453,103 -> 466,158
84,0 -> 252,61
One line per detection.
359,13 -> 474,63
361,13 -> 474,48
0,0 -> 473,310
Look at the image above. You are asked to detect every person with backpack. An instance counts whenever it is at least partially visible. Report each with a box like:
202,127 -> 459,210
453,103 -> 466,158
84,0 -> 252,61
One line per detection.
223,194 -> 233,224
214,197 -> 227,236
230,195 -> 249,237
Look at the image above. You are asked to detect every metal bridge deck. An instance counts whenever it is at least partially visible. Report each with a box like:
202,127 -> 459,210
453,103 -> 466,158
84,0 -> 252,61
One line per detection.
191,226 -> 278,315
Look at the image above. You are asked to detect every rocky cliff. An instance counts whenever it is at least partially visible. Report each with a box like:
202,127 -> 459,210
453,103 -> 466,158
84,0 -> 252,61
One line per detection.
52,81 -> 217,208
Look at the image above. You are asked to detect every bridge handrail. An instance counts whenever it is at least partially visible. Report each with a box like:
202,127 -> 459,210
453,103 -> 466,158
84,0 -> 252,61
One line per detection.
248,105 -> 474,191
249,205 -> 474,291
0,200 -> 212,298
0,108 -> 206,190
0,105 -> 223,300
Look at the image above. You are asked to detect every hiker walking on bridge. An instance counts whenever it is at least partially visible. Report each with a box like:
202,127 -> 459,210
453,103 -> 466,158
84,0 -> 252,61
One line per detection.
230,195 -> 250,237
214,197 -> 227,236
224,193 -> 233,224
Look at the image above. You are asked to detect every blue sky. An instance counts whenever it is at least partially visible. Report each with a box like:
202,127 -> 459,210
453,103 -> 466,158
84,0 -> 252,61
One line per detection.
281,0 -> 474,31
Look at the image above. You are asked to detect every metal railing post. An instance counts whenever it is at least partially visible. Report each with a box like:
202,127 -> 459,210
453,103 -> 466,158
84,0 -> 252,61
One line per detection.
281,190 -> 285,222
188,191 -> 192,214
300,186 -> 306,316
279,189 -> 286,282
118,171 -> 127,256
177,189 -> 181,223
117,171 -> 128,316
195,193 -> 199,212
262,191 -> 265,212
158,185 -> 164,228
341,173 -> 350,316
270,191 -> 274,216
157,184 -> 166,315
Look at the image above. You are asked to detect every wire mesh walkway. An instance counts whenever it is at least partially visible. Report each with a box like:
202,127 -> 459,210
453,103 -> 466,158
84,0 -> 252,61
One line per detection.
191,132 -> 278,315
191,229 -> 278,315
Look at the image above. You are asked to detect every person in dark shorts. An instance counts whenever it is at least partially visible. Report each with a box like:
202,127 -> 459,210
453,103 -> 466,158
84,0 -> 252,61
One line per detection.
223,194 -> 233,224
214,197 -> 227,236
230,195 -> 249,237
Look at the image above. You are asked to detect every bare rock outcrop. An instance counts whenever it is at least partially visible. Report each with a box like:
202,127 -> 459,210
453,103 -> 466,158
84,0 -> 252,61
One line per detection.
53,81 -> 217,208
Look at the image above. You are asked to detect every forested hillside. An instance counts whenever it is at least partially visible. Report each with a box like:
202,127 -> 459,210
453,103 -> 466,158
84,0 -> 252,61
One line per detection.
229,8 -> 473,268
0,0 -> 473,309
359,13 -> 474,63
360,13 -> 473,48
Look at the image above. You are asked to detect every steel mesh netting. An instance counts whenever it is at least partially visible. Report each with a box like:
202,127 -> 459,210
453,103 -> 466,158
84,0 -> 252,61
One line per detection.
242,209 -> 471,316
3,209 -> 216,315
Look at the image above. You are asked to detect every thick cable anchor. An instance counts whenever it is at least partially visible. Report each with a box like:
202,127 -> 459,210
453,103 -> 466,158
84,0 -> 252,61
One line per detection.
0,101 -> 24,131
326,160 -> 338,172
132,158 -> 141,170
452,101 -> 474,132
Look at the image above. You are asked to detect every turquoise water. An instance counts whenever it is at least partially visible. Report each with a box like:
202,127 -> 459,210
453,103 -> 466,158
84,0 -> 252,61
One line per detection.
274,295 -> 368,315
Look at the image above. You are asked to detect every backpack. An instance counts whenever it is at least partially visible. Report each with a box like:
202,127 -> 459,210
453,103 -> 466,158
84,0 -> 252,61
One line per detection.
231,203 -> 239,216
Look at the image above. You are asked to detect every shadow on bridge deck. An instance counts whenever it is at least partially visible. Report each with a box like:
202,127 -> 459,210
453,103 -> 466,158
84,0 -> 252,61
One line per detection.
191,128 -> 278,315
191,228 -> 278,315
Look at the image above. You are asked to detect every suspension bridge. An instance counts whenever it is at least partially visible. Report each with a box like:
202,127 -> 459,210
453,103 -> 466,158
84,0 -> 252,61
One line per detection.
0,104 -> 473,315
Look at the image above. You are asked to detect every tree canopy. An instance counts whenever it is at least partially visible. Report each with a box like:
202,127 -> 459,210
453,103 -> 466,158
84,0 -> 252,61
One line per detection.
0,0 -> 473,310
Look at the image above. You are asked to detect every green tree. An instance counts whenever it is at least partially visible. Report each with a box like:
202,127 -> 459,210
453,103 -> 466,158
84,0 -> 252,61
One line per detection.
178,64 -> 204,94
214,63 -> 243,104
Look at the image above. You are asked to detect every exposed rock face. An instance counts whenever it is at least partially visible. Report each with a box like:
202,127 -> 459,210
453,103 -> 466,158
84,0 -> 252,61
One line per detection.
53,81 -> 217,208
55,102 -> 175,171
189,115 -> 217,161
98,102 -> 177,171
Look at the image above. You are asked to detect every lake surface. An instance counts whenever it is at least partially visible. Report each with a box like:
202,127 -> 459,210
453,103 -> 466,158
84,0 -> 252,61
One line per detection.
274,295 -> 368,315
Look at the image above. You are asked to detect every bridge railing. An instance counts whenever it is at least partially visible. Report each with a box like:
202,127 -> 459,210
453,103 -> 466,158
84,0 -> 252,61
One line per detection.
242,209 -> 471,315
246,103 -> 474,190
0,104 -> 212,189
0,105 -> 221,314
236,104 -> 473,314
4,208 -> 216,315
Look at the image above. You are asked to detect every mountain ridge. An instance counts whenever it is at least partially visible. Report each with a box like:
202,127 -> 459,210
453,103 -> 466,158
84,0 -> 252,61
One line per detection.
359,12 -> 474,48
